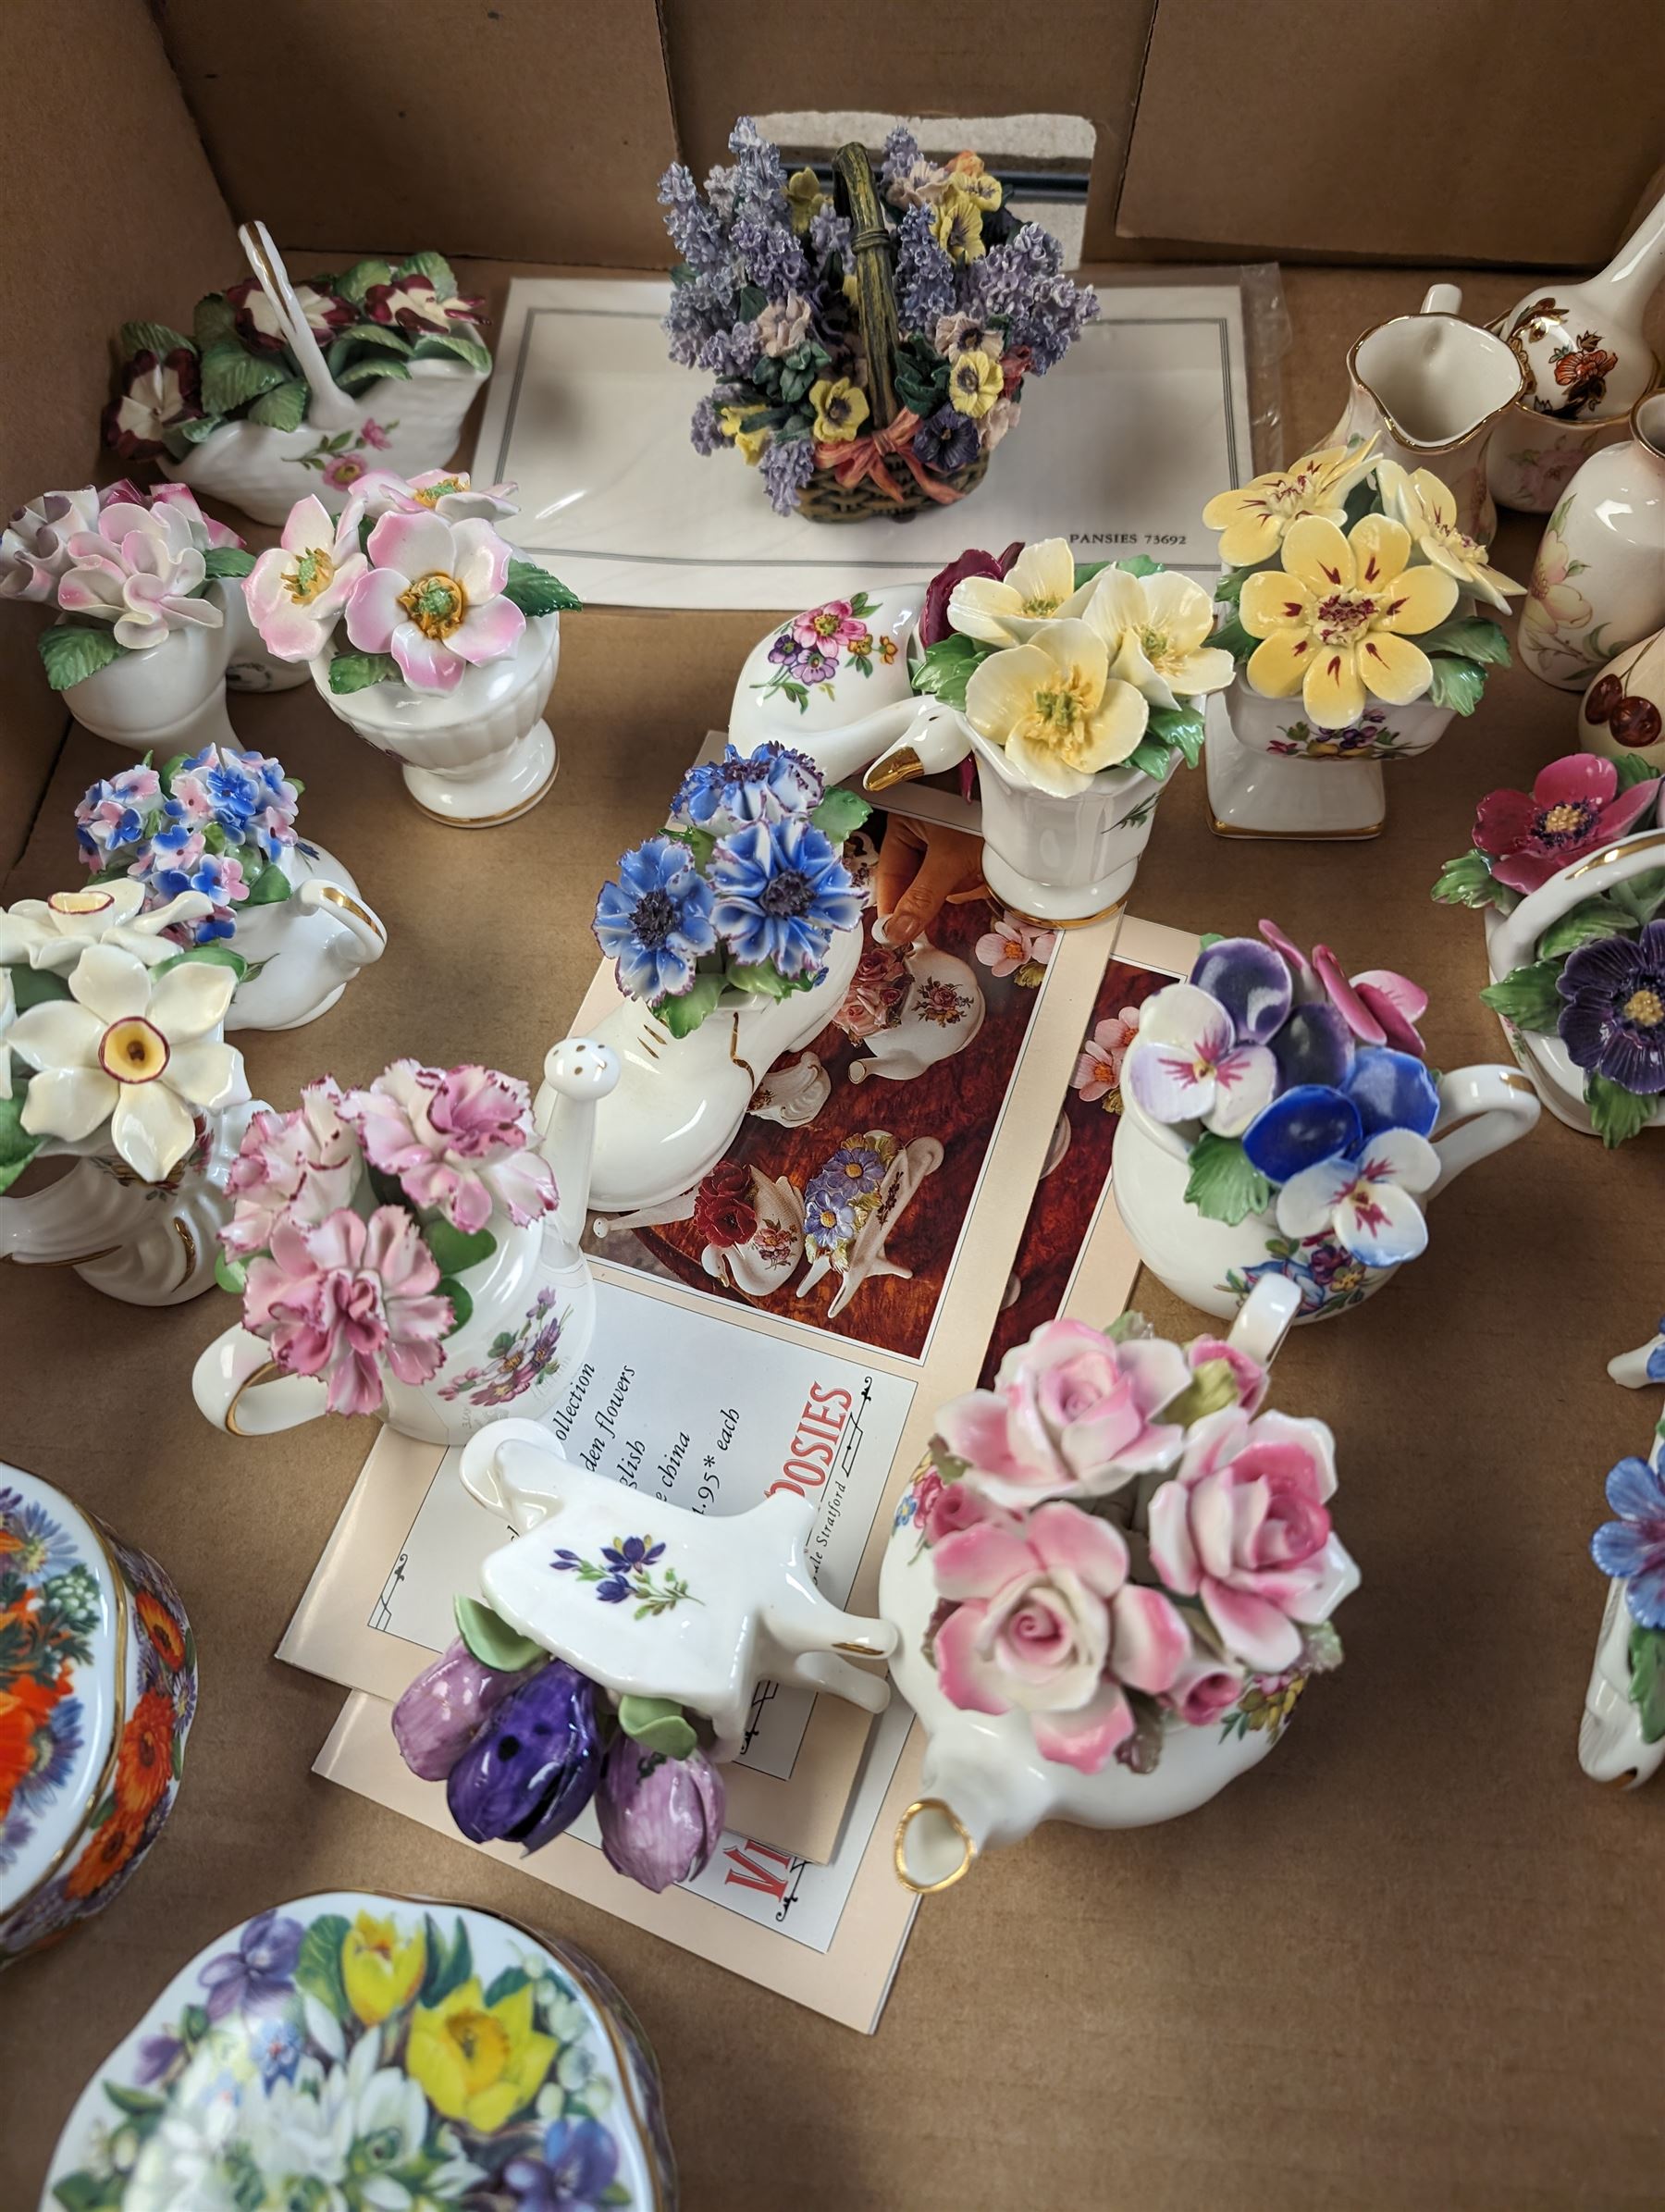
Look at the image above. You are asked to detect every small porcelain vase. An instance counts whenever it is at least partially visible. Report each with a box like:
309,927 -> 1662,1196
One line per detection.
1486,406 -> 1631,516
40,1891 -> 677,2206
1328,283 -> 1524,539
460,1419 -> 896,1760
0,1097 -> 258,1306
1581,1326 -> 1665,1789
1492,180 -> 1665,436
0,1464 -> 196,1967
310,612 -> 560,825
1520,393 -> 1665,691
1484,826 -> 1665,1138
1202,669 -> 1454,843
224,841 -> 387,1032
1578,628 -> 1665,765
556,920 -> 865,1216
882,1276 -> 1329,1887
60,581 -> 246,757
1112,1064 -> 1539,1321
967,733 -> 1166,923
193,1039 -> 620,1445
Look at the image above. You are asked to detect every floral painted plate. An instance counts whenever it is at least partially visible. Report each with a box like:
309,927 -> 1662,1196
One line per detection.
42,1889 -> 677,2210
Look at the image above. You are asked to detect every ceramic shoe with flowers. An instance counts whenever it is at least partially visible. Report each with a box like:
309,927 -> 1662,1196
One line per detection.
1581,1317 -> 1665,1789
561,746 -> 869,1215
882,1273 -> 1361,1887
0,913 -> 258,1305
41,1890 -> 677,2209
193,1040 -> 620,1448
69,745 -> 386,1034
1112,924 -> 1539,1320
0,1462 -> 197,1967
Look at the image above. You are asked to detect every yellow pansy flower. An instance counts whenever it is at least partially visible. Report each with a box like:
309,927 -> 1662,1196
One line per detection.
717,405 -> 769,466
1202,438 -> 1380,569
946,347 -> 1001,420
1239,513 -> 1458,729
808,377 -> 869,445
946,151 -> 1003,213
406,1976 -> 557,2133
784,166 -> 826,234
931,186 -> 986,263
1375,460 -> 1524,614
341,1911 -> 426,2025
965,617 -> 1149,796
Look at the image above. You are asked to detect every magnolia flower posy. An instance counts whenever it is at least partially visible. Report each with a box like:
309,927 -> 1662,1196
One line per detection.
344,509 -> 524,690
964,618 -> 1149,795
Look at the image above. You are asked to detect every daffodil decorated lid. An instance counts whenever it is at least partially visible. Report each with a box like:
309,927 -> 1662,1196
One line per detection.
40,1889 -> 678,2212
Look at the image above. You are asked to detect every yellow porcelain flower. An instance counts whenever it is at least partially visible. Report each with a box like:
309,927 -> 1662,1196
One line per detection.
1239,513 -> 1459,729
784,167 -> 826,234
946,348 -> 1002,420
717,405 -> 769,466
931,186 -> 986,263
1202,439 -> 1380,569
948,538 -> 1099,645
808,377 -> 869,445
1083,567 -> 1237,710
965,618 -> 1149,796
946,151 -> 1002,213
341,1911 -> 426,2025
406,1976 -> 557,2133
1375,460 -> 1524,614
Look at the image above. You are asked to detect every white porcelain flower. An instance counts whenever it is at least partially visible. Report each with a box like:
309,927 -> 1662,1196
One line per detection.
964,618 -> 1149,795
1082,567 -> 1237,711
57,499 -> 219,649
1375,460 -> 1525,614
0,965 -> 14,1101
0,883 -> 213,972
9,943 -> 243,1180
244,494 -> 369,662
354,468 -> 519,524
345,510 -> 524,690
948,538 -> 1098,646
0,488 -> 101,602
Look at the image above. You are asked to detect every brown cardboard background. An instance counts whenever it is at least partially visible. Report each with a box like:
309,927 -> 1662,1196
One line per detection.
6,261 -> 1665,2206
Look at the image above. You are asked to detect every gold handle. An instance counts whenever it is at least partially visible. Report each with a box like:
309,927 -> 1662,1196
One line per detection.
225,1358 -> 289,1437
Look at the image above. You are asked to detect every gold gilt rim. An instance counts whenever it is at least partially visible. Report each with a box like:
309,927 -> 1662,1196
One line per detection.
1210,812 -> 1385,842
405,755 -> 559,828
1345,309 -> 1526,454
314,883 -> 387,940
224,1358 -> 289,1438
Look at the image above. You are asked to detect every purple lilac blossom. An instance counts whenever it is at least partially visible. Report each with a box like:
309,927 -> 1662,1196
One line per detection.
698,319 -> 764,379
809,204 -> 853,263
689,396 -> 723,456
657,164 -> 732,279
730,209 -> 807,300
880,125 -> 922,194
896,204 -> 956,332
963,227 -> 1100,373
761,435 -> 816,513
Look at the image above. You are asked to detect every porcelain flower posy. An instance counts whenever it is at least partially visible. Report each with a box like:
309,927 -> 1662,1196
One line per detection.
1376,460 -> 1525,615
1082,564 -> 1236,710
343,509 -> 524,690
1126,935 -> 1291,1138
0,881 -> 214,972
222,1080 -> 359,1256
964,617 -> 1149,795
245,1205 -> 453,1417
243,493 -> 368,661
947,536 -> 1096,644
344,1061 -> 557,1232
1435,753 -> 1661,911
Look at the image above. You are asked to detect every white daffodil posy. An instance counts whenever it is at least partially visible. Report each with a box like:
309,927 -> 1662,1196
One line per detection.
0,884 -> 214,973
8,943 -> 246,1180
1081,567 -> 1237,711
947,538 -> 1100,647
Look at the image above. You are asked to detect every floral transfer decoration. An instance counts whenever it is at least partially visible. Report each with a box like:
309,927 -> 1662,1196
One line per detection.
750,590 -> 894,711
1518,493 -> 1612,683
438,1287 -> 569,1408
552,1538 -> 701,1618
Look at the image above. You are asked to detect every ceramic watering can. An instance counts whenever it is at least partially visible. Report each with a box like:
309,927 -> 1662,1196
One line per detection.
1329,283 -> 1525,539
1581,1324 -> 1665,1789
225,843 -> 386,1032
192,1039 -> 622,1444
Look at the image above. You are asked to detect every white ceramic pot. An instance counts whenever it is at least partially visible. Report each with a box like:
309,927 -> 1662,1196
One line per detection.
970,731 -> 1166,923
1202,670 -> 1455,842
61,597 -> 239,759
310,611 -> 560,825
0,1097 -> 258,1305
1578,628 -> 1665,765
224,840 -> 386,1032
1520,392 -> 1665,691
159,358 -> 487,526
1111,1062 -> 1539,1321
1484,824 -> 1665,1137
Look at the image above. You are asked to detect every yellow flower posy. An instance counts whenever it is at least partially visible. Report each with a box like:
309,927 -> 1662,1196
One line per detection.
1375,460 -> 1525,614
1202,439 -> 1380,569
341,1910 -> 426,2025
406,1974 -> 558,2133
1239,513 -> 1459,729
965,618 -> 1149,796
808,376 -> 869,445
1082,567 -> 1237,710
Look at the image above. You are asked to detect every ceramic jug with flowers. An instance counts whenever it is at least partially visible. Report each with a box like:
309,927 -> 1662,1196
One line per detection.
193,1040 -> 619,1445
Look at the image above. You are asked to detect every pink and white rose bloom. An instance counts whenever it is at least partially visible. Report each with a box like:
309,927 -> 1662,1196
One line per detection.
109,480 -> 244,553
932,1502 -> 1190,1773
57,497 -> 223,649
354,469 -> 518,524
1147,1407 -> 1358,1673
344,509 -> 524,691
244,494 -> 369,662
344,1060 -> 556,1233
223,1079 -> 361,1257
937,1316 -> 1189,1508
244,1205 -> 452,1416
1183,1330 -> 1269,1415
0,489 -> 101,601
1124,980 -> 1278,1138
1163,1651 -> 1246,1726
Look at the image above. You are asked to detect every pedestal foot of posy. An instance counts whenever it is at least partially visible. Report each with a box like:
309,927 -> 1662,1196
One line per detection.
1203,705 -> 1386,842
980,843 -> 1132,928
401,722 -> 559,827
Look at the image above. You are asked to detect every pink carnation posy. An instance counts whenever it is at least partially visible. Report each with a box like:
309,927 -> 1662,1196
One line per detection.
244,1205 -> 452,1415
344,1060 -> 555,1232
222,1079 -> 359,1256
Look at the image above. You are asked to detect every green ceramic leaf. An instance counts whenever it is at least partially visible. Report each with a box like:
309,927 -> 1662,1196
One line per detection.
337,256 -> 394,306
199,342 -> 288,416
1629,1623 -> 1665,1743
437,1277 -> 474,1335
1419,614 -> 1512,668
243,860 -> 292,907
167,414 -> 226,451
454,1594 -> 545,1674
1198,932 -> 1225,949
1211,612 -> 1256,661
910,632 -> 990,711
665,824 -> 714,869
484,1964 -> 532,2007
1147,703 -> 1205,768
1586,1073 -> 1656,1149
1608,869 -> 1665,928
328,649 -> 401,694
202,545 -> 256,580
618,1695 -> 698,1759
722,962 -> 793,1000
39,624 -> 127,691
192,292 -> 238,350
214,1247 -> 247,1297
293,1913 -> 353,2020
1158,1357 -> 1240,1429
118,319 -> 191,361
246,378 -> 310,432
50,2171 -> 123,2212
1478,958 -> 1566,1032
399,247 -> 460,294
503,557 -> 582,617
411,330 -> 493,376
1104,1311 -> 1151,1343
10,968 -> 69,1011
810,785 -> 871,844
1213,567 -> 1252,604
336,355 -> 411,391
333,321 -> 413,355
1612,753 -> 1662,791
660,972 -> 724,1037
1431,849 -> 1505,909
1183,1131 -> 1272,1228
1537,896 -> 1641,958
426,1219 -> 498,1277
1115,552 -> 1165,577
1424,653 -> 1486,716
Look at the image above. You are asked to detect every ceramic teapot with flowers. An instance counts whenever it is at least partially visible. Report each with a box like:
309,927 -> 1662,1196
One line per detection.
193,1040 -> 619,1446
882,1274 -> 1361,1887
1112,924 -> 1539,1320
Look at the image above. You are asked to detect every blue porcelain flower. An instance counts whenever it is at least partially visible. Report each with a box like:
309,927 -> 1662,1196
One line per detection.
505,2117 -> 620,2212
1241,1049 -> 1437,1185
593,835 -> 718,1002
672,740 -> 823,831
708,815 -> 861,978
1592,1454 -> 1665,1628
1274,1125 -> 1441,1268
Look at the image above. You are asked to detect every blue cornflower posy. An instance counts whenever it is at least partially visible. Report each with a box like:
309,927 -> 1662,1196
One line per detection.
1593,1453 -> 1665,1629
672,740 -> 823,832
708,816 -> 861,979
592,835 -> 717,1002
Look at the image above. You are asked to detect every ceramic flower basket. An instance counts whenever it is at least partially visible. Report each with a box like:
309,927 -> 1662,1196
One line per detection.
41,1891 -> 678,2206
0,1464 -> 196,1967
310,611 -> 561,826
1203,670 -> 1455,842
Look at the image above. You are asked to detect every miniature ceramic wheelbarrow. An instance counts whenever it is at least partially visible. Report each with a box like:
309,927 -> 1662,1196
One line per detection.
796,1130 -> 943,1318
457,1419 -> 896,1761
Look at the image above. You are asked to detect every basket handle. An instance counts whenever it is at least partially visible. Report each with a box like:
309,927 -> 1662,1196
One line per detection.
832,142 -> 902,432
